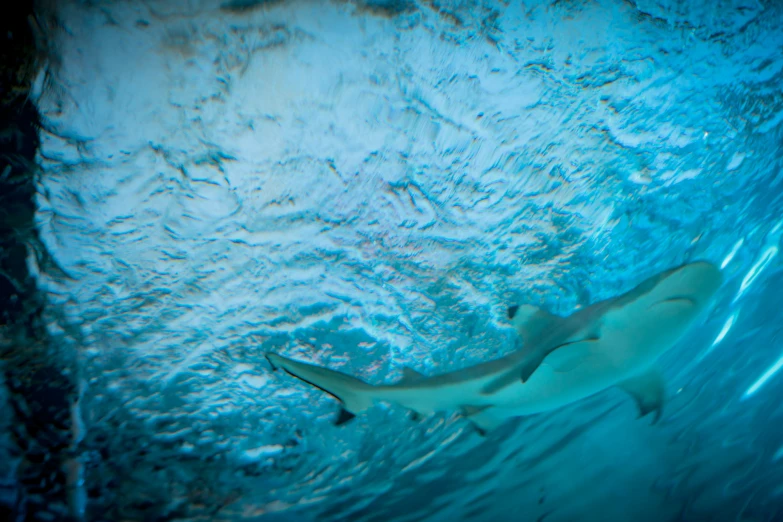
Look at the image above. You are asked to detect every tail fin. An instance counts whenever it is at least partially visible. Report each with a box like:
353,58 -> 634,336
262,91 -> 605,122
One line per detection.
266,353 -> 375,423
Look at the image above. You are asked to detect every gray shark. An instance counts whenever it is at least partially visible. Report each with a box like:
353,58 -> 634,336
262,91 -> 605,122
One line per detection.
266,261 -> 722,434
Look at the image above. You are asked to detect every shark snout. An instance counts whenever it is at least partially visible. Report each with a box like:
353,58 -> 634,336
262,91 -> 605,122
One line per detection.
656,261 -> 723,308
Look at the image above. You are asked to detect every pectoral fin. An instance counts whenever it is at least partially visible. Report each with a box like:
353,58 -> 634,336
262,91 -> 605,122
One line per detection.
617,368 -> 665,423
462,405 -> 505,436
548,338 -> 599,373
480,337 -> 599,395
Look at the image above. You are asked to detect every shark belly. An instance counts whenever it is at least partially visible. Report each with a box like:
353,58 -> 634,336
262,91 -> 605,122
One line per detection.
490,352 -> 628,416
384,340 -> 638,420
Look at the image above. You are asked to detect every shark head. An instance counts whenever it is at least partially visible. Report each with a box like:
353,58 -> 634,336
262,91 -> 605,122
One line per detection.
645,261 -> 724,308
487,261 -> 725,393
598,260 -> 724,366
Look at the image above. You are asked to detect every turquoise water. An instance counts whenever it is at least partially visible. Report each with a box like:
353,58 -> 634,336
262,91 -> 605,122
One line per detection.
25,0 -> 783,520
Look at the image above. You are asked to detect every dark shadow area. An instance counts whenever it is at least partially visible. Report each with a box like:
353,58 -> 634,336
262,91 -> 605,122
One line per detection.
1,2 -> 76,521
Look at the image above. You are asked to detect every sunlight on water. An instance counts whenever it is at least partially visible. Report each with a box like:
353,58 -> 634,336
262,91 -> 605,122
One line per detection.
721,238 -> 744,269
743,352 -> 783,400
699,311 -> 739,362
23,0 -> 783,520
735,246 -> 779,302
712,312 -> 737,347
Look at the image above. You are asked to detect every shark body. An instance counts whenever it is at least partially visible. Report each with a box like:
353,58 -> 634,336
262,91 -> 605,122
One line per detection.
267,261 -> 723,433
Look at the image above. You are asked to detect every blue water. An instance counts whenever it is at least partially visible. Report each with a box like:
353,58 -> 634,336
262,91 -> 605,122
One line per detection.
25,0 -> 783,520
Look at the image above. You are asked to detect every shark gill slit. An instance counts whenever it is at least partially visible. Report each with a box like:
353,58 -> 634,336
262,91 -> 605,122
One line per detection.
649,297 -> 698,309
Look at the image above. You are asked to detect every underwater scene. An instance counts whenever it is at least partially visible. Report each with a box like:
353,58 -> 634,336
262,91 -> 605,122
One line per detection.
2,0 -> 783,521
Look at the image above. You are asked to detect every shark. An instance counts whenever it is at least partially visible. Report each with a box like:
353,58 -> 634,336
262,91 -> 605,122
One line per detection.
266,261 -> 723,434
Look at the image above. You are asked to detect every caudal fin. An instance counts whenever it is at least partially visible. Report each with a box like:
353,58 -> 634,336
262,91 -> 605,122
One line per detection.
266,353 -> 375,423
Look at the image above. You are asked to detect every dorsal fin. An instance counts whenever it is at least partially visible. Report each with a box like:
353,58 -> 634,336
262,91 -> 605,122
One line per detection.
399,366 -> 425,384
480,304 -> 570,395
462,406 -> 506,435
508,304 -> 563,346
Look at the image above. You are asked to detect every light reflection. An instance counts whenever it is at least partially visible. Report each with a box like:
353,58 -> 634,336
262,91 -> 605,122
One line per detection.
720,238 -> 744,269
734,245 -> 778,302
712,313 -> 737,347
699,312 -> 738,362
743,352 -> 783,400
